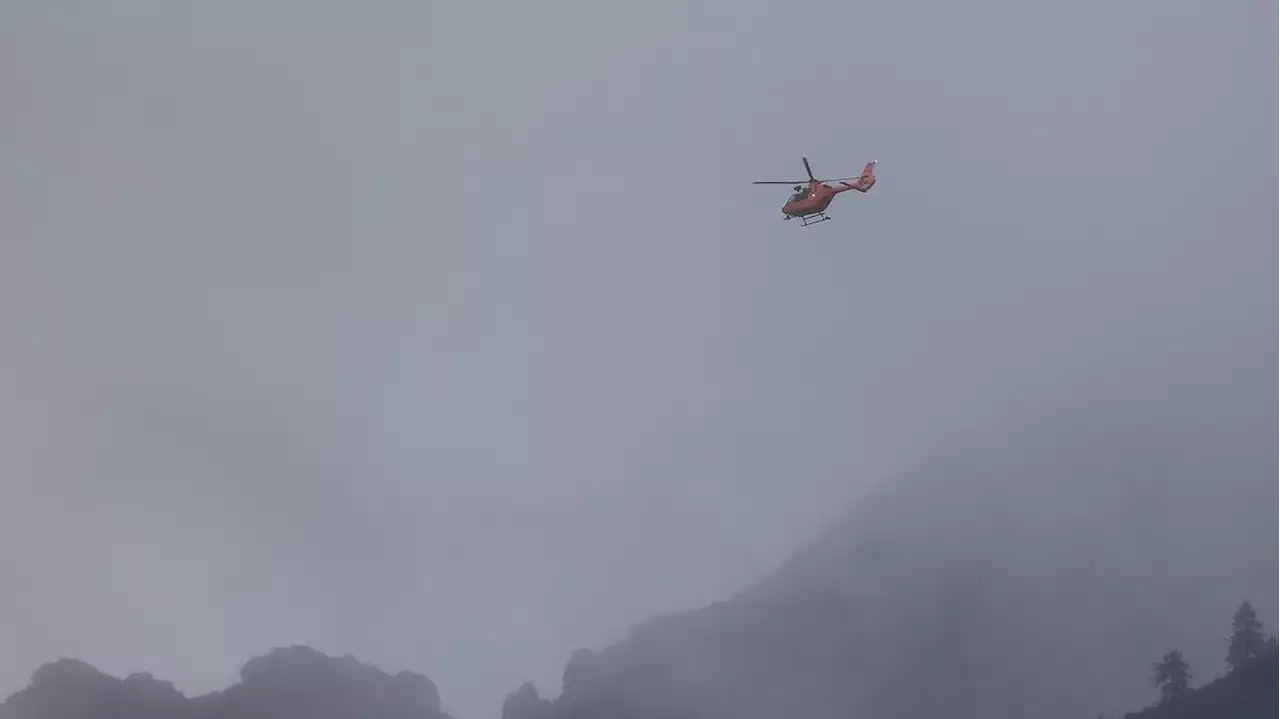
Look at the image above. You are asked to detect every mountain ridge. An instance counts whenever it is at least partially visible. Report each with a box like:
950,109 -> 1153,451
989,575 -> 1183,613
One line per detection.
501,413 -> 1277,719
0,645 -> 451,719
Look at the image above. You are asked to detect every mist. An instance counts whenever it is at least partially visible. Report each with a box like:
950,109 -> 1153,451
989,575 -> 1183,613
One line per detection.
0,2 -> 1274,718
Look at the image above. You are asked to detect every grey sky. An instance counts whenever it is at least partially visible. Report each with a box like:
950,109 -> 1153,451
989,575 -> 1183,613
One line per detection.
0,2 -> 1274,718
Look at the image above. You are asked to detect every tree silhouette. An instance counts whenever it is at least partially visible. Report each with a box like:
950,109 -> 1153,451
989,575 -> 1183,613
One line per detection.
1152,650 -> 1191,703
1227,600 -> 1268,672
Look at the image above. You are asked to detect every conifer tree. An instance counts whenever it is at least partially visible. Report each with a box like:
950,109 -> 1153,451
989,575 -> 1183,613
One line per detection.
1152,650 -> 1192,703
1227,600 -> 1268,671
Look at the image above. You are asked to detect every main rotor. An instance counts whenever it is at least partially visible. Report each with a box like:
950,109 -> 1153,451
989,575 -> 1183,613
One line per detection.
753,157 -> 863,187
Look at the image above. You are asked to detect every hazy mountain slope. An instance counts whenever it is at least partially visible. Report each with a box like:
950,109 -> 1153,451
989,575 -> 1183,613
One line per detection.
1119,649 -> 1277,719
0,646 -> 448,719
507,412 -> 1277,719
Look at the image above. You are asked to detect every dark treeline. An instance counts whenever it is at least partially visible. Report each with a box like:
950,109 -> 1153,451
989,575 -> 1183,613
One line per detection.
1115,600 -> 1277,719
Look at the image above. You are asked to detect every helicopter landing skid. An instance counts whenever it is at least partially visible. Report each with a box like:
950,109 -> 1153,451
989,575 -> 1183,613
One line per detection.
792,212 -> 831,227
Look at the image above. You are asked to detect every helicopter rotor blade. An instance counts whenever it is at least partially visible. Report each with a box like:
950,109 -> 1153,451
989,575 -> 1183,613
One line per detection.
753,176 -> 860,185
802,157 -> 815,181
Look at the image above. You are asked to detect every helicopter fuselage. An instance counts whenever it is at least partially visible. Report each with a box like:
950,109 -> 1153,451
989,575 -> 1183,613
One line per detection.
781,183 -> 838,218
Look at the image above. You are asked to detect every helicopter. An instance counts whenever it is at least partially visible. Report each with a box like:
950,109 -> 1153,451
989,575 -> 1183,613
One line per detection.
754,157 -> 877,226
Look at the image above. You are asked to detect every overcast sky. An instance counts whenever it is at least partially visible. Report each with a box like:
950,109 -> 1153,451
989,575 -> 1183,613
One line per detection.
0,2 -> 1274,718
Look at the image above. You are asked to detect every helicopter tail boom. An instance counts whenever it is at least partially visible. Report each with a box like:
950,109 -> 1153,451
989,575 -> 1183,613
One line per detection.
836,160 -> 877,193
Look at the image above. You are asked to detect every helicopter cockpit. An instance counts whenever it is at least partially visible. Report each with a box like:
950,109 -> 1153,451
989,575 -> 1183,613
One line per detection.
789,186 -> 809,203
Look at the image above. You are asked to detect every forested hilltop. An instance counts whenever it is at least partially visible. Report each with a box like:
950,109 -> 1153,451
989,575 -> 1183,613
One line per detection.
1107,601 -> 1276,719
1119,640 -> 1276,719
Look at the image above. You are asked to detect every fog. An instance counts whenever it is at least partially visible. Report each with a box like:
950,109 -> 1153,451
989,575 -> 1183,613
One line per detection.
0,2 -> 1274,718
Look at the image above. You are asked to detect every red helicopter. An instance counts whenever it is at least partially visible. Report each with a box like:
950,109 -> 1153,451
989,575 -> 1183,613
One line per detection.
754,157 -> 877,226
